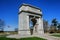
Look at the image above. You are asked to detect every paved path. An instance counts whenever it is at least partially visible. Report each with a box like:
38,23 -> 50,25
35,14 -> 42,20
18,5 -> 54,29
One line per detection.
36,34 -> 60,40
6,34 -> 60,40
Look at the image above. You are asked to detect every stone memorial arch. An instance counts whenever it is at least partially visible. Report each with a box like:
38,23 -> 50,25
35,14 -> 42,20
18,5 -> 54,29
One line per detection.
18,4 -> 44,35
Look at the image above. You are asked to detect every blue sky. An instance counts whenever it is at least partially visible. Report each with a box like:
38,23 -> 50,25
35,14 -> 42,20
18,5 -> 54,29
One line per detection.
0,0 -> 60,31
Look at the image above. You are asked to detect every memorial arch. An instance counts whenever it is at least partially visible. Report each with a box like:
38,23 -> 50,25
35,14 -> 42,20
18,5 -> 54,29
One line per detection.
18,4 -> 44,35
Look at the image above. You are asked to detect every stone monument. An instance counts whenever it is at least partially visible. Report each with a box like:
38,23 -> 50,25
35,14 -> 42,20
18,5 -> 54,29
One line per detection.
18,3 -> 44,35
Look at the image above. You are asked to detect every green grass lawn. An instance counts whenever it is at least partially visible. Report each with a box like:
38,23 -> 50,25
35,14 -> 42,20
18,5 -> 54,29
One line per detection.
0,37 -> 17,40
51,33 -> 60,37
0,34 -> 47,40
20,37 -> 47,40
0,37 -> 47,40
52,35 -> 60,37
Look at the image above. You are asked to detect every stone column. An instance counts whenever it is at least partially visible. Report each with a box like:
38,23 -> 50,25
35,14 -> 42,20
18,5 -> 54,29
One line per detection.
37,18 -> 44,34
18,13 -> 30,35
26,16 -> 30,35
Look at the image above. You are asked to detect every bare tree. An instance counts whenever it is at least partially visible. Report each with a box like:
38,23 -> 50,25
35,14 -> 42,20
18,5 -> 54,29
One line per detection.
0,19 -> 5,32
15,28 -> 18,32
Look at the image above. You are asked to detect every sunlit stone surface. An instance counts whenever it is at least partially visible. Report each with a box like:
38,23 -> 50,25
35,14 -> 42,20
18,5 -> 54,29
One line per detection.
18,3 -> 44,35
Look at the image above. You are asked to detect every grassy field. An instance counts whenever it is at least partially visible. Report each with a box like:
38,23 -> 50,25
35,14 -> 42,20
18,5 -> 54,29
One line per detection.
0,32 -> 47,40
51,33 -> 60,37
52,34 -> 60,37
0,37 -> 47,40
20,37 -> 47,40
0,37 -> 17,40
